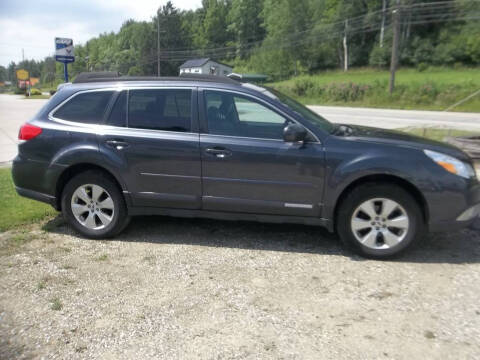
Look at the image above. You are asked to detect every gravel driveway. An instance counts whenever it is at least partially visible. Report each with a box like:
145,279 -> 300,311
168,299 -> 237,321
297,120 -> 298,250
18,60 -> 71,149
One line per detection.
1,215 -> 479,359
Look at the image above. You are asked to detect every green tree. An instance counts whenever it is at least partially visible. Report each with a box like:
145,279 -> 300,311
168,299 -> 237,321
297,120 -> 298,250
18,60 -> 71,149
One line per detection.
228,0 -> 265,58
0,66 -> 7,82
155,1 -> 190,75
203,0 -> 232,48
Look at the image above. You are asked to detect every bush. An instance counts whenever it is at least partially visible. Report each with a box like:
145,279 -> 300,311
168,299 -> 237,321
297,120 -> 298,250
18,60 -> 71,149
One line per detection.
324,82 -> 370,102
369,45 -> 390,67
14,88 -> 25,95
412,40 -> 435,65
49,90 -> 56,95
292,78 -> 314,96
29,88 -> 41,96
417,62 -> 429,72
413,82 -> 439,104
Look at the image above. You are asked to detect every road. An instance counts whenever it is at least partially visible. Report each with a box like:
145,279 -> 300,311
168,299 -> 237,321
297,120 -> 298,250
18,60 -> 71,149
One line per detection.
1,94 -> 479,163
308,105 -> 480,130
0,95 -> 47,163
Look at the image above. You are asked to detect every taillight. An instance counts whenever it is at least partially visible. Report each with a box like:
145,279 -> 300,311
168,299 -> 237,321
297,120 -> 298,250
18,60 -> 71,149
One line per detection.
18,124 -> 42,141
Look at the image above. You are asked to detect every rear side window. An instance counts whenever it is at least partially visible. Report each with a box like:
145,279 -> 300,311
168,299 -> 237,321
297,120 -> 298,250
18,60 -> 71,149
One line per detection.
106,91 -> 127,127
53,91 -> 114,124
128,89 -> 191,132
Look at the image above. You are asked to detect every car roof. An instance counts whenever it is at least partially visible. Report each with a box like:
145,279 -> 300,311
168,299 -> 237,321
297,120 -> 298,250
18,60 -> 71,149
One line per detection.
62,72 -> 277,101
73,72 -> 238,85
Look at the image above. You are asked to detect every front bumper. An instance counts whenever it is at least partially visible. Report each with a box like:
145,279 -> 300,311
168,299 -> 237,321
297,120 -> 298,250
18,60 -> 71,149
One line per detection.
428,180 -> 480,232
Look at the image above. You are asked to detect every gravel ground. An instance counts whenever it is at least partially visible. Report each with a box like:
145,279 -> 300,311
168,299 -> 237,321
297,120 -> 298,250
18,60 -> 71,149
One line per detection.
1,215 -> 479,359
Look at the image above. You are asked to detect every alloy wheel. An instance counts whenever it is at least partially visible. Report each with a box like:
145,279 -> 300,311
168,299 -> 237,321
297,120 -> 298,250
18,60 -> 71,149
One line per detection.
350,198 -> 410,250
70,184 -> 115,230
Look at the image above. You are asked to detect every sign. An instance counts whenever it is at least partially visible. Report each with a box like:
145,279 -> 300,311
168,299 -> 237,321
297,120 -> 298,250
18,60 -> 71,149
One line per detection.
16,69 -> 29,80
30,77 -> 39,86
55,37 -> 75,63
18,80 -> 30,89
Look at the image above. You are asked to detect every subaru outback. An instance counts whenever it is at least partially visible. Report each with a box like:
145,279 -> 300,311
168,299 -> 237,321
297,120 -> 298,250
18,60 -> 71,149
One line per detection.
12,73 -> 480,259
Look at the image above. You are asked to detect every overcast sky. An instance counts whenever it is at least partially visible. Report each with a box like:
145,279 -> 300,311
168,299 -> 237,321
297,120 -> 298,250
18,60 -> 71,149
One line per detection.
0,0 -> 202,67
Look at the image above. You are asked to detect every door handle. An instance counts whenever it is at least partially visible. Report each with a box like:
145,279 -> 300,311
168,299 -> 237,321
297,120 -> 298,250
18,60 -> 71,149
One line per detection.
105,139 -> 130,150
205,147 -> 232,158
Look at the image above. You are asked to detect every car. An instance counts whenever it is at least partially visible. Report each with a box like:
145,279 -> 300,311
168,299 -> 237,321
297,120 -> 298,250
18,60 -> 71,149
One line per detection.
12,72 -> 480,259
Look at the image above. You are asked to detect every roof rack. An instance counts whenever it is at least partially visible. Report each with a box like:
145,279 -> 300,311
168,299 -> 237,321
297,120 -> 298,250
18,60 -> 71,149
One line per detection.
227,73 -> 268,83
73,72 -> 238,84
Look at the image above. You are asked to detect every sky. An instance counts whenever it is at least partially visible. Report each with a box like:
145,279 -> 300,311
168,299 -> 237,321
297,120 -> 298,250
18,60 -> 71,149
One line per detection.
0,0 -> 202,67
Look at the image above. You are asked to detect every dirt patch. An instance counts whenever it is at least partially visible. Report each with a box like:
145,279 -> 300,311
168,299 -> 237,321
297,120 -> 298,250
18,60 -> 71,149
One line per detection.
1,216 -> 479,359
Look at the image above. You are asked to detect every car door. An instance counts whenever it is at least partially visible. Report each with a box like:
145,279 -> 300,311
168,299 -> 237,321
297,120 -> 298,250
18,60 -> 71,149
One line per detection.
98,87 -> 201,209
199,88 -> 325,217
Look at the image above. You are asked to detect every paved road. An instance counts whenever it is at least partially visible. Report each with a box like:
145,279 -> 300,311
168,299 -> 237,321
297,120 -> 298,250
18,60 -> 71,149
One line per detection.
309,105 -> 480,130
0,95 -> 46,163
1,94 -> 479,163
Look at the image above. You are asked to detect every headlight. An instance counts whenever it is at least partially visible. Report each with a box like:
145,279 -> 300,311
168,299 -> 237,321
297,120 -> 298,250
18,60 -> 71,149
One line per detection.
424,150 -> 475,179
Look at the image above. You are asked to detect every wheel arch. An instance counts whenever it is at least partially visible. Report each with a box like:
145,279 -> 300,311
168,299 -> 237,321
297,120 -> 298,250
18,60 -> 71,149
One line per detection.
54,163 -> 127,211
332,174 -> 429,230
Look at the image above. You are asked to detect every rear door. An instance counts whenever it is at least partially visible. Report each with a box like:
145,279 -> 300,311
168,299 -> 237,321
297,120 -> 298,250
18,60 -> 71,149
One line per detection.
98,87 -> 202,209
199,89 -> 325,217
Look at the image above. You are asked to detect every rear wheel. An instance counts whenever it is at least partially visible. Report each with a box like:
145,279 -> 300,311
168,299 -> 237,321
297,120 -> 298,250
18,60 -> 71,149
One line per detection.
337,183 -> 424,259
61,171 -> 130,238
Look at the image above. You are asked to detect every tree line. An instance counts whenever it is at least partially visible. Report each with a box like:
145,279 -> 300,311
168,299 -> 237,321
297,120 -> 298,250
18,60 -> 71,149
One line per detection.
1,0 -> 479,85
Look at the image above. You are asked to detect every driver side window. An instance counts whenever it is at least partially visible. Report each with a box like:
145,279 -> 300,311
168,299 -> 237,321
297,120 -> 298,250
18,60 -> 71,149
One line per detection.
205,91 -> 287,140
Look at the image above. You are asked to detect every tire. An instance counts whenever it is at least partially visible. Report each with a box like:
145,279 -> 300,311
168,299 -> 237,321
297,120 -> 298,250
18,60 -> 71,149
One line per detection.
336,183 -> 425,259
61,170 -> 130,239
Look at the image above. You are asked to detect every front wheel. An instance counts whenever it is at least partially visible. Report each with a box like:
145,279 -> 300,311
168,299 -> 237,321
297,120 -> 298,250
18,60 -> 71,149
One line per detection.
61,171 -> 130,238
337,183 -> 425,259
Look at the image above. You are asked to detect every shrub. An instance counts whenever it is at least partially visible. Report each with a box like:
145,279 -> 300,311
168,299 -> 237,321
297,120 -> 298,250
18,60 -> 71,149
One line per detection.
29,88 -> 41,96
14,88 -> 25,95
412,40 -> 435,65
291,78 -> 315,96
369,45 -> 390,67
324,82 -> 370,102
417,62 -> 429,72
412,82 -> 439,104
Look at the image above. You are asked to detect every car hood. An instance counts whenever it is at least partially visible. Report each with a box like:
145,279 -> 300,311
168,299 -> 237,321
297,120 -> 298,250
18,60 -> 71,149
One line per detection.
341,124 -> 470,161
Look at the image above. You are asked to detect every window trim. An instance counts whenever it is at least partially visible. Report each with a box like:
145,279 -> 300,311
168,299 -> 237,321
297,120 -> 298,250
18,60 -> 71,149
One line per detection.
49,88 -> 117,127
48,86 -> 198,135
200,88 -> 320,144
105,90 -> 127,127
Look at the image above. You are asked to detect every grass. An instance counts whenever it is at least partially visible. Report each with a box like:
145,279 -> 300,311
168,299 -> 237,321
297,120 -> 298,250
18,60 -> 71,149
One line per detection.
399,128 -> 480,142
50,297 -> 63,311
270,67 -> 480,112
0,168 -> 57,232
96,254 -> 108,261
24,95 -> 50,99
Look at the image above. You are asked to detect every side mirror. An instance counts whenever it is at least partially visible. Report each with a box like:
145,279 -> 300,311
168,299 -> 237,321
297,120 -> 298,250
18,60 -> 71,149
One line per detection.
283,123 -> 307,143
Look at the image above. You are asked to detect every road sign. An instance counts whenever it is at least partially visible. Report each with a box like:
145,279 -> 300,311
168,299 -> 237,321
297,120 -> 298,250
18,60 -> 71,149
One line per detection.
55,37 -> 75,63
16,69 -> 29,80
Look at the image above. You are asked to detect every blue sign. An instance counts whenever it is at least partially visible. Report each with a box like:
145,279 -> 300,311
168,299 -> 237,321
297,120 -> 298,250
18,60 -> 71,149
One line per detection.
55,37 -> 75,63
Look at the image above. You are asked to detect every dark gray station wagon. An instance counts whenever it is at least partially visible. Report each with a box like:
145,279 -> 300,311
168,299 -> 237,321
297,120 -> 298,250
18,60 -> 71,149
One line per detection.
12,73 -> 480,259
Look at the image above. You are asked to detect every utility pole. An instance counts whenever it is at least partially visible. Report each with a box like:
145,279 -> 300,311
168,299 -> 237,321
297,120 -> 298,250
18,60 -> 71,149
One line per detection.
343,19 -> 348,72
157,10 -> 161,77
380,0 -> 387,47
389,1 -> 400,94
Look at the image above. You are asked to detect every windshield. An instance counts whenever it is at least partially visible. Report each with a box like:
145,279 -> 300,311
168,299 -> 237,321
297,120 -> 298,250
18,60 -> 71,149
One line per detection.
262,86 -> 335,133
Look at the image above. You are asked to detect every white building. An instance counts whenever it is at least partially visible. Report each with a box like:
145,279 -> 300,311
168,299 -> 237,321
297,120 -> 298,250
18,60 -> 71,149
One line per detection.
179,58 -> 233,77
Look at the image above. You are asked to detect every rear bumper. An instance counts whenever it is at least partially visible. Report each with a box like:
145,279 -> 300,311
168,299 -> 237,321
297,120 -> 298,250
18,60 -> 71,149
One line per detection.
15,186 -> 57,207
